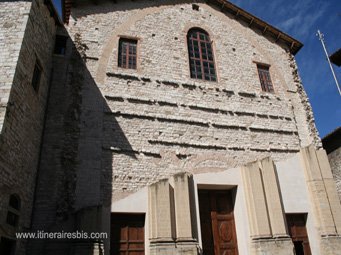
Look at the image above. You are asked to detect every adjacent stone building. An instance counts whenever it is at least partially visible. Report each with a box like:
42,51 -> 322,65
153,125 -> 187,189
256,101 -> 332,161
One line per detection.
323,127 -> 341,201
1,0 -> 341,255
0,0 -> 60,254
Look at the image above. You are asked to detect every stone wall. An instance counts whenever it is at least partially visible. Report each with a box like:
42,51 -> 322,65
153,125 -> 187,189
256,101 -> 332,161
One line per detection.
29,1 -> 323,254
328,147 -> 341,201
64,0 -> 320,201
29,26 -> 110,254
0,0 -> 57,254
0,1 -> 31,132
119,146 -> 341,255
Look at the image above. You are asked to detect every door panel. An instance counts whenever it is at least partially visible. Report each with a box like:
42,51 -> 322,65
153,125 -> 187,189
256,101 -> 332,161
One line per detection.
111,214 -> 145,255
286,214 -> 311,255
199,190 -> 238,255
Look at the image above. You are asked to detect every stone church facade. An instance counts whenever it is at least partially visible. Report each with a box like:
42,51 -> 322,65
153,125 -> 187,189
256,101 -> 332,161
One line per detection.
0,0 -> 340,254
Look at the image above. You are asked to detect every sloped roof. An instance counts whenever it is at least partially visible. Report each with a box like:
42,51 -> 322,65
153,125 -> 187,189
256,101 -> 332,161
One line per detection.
330,49 -> 341,67
61,0 -> 303,54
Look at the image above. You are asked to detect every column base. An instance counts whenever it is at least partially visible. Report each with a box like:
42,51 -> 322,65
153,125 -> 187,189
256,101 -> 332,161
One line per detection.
250,237 -> 294,255
149,239 -> 198,255
320,236 -> 341,255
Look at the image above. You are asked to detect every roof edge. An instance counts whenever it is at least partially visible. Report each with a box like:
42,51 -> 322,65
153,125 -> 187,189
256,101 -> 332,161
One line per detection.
62,0 -> 72,24
212,0 -> 302,55
61,0 -> 303,54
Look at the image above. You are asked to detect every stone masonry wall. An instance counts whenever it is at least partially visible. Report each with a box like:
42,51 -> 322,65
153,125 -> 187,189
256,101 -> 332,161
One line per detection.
63,0 -> 320,203
328,147 -> 341,201
29,27 -> 110,255
0,0 -> 57,254
0,1 -> 31,132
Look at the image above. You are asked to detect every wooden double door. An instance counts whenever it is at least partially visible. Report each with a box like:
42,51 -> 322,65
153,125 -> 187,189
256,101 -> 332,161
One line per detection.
199,190 -> 239,255
111,213 -> 145,255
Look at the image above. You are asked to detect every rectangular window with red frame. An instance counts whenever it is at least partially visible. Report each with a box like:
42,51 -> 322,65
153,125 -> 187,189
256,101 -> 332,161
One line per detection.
118,38 -> 137,69
257,64 -> 274,92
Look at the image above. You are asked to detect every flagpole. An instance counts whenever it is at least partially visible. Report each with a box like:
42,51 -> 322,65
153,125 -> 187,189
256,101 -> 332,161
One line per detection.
316,29 -> 341,96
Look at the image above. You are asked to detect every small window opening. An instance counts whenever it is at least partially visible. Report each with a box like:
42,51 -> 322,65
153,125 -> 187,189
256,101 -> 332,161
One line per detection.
257,64 -> 274,92
6,212 -> 19,227
118,38 -> 137,69
9,194 -> 20,210
192,4 -> 200,11
6,195 -> 20,227
31,61 -> 42,92
54,35 -> 68,55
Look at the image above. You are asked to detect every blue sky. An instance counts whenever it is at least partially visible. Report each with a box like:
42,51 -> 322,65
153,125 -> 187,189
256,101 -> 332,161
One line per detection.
229,0 -> 341,137
52,0 -> 340,137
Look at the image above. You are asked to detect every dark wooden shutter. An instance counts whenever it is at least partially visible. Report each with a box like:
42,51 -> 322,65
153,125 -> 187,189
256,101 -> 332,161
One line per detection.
257,64 -> 274,92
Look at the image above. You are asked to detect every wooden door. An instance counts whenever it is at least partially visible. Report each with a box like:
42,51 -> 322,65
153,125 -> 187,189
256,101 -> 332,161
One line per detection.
199,190 -> 239,255
111,213 -> 145,255
286,214 -> 311,255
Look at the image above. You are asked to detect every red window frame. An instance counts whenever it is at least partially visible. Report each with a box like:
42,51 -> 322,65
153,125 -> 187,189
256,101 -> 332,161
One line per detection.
118,38 -> 137,69
187,29 -> 217,81
257,64 -> 274,92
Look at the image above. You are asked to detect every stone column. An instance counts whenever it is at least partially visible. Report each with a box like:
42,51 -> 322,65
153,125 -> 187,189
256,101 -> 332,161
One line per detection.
149,179 -> 173,241
300,146 -> 341,254
316,150 -> 341,234
148,179 -> 175,255
173,172 -> 193,240
241,161 -> 271,239
242,159 -> 293,255
299,146 -> 340,235
173,172 -> 198,254
259,157 -> 288,238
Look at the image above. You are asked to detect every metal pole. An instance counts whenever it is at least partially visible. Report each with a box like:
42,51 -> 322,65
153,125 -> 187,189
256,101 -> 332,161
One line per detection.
317,29 -> 341,96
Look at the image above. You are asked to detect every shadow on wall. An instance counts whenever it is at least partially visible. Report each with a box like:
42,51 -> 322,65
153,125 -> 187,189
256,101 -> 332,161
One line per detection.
28,26 -> 134,254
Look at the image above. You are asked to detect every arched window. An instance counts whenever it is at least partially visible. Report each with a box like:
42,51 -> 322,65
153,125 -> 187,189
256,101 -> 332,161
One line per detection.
6,194 -> 20,227
187,28 -> 216,81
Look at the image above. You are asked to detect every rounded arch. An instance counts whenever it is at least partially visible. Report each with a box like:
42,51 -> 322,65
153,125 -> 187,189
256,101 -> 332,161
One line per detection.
183,23 -> 216,41
187,27 -> 210,37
